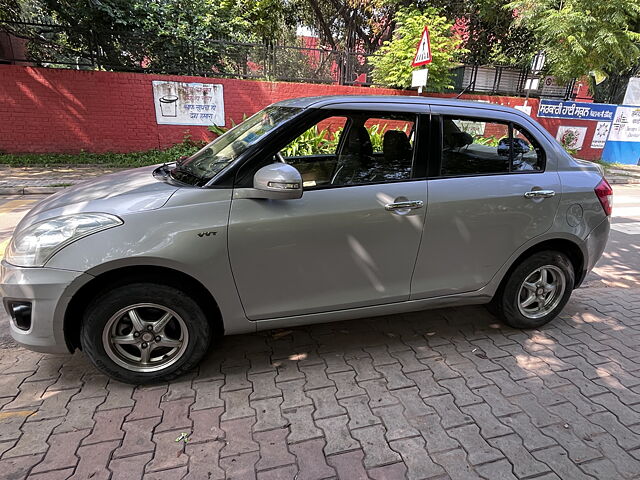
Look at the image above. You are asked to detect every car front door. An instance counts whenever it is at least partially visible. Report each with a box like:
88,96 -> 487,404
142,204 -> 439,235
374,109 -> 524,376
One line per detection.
411,107 -> 562,299
227,107 -> 429,320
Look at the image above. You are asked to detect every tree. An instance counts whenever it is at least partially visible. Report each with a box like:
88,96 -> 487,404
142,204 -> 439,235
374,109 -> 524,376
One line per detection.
369,7 -> 465,90
508,0 -> 640,81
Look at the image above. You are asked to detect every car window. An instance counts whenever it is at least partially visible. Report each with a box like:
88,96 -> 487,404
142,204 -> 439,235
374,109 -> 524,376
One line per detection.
440,116 -> 545,177
441,117 -> 510,176
282,113 -> 416,189
282,116 -> 347,188
512,126 -> 545,171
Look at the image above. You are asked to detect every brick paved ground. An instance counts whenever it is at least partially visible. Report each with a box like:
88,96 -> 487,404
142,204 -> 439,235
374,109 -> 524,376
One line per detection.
2,286 -> 640,479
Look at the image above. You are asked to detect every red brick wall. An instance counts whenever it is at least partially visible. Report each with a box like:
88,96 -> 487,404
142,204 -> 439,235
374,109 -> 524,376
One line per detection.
0,65 -> 603,160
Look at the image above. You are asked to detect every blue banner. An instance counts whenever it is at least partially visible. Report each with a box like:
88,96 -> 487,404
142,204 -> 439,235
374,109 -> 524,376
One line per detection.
537,99 -> 617,121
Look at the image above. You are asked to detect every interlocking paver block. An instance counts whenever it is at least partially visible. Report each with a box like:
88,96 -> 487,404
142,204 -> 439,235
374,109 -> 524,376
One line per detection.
473,385 -> 522,417
192,379 -> 224,411
249,371 -> 281,400
257,464 -> 298,480
161,377 -> 196,402
415,413 -> 459,454
390,436 -> 444,479
352,424 -> 401,468
220,451 -> 260,480
316,414 -> 360,455
391,349 -> 428,373
405,369 -> 448,397
30,467 -> 76,479
533,445 -> 596,480
144,466 -> 189,479
307,386 -> 347,419
70,440 -> 119,480
254,427 -> 295,471
0,371 -> 31,398
0,453 -> 45,480
145,429 -> 189,473
31,429 -> 90,474
54,396 -> 104,434
489,433 -> 553,478
221,365 -> 252,392
283,405 -> 323,444
252,397 -> 287,431
374,363 -> 415,390
113,416 -> 161,458
221,388 -> 254,421
347,357 -> 381,382
275,360 -> 305,383
4,417 -> 62,458
109,452 -> 152,480
127,386 -> 166,421
432,448 -> 483,480
422,393 -> 471,429
279,379 -> 312,410
289,438 -> 335,480
82,406 -> 130,445
300,364 -> 334,391
98,381 -> 134,411
329,370 -> 366,399
338,395 -> 381,430
461,403 -> 512,439
474,458 -> 518,480
3,379 -> 54,410
221,417 -> 259,457
73,372 -> 109,400
327,449 -> 368,479
588,411 -> 640,450
359,379 -> 398,408
0,411 -> 29,443
446,424 -> 504,466
190,407 -> 224,443
363,346 -> 396,366
367,462 -> 408,479
184,440 -> 225,480
373,403 -> 419,442
156,397 -> 193,433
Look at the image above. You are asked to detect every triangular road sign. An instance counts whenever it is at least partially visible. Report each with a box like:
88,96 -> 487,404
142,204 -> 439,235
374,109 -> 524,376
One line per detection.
412,26 -> 432,67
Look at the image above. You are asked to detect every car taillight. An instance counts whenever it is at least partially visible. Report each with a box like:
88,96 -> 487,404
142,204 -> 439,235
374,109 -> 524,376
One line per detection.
595,178 -> 613,216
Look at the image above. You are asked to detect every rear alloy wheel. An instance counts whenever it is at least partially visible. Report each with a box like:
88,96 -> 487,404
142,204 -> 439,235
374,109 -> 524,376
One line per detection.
81,283 -> 212,384
496,251 -> 574,329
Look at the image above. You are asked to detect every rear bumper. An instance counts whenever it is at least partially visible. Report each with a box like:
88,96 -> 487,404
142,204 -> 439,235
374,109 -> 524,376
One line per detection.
577,216 -> 610,287
0,260 -> 90,353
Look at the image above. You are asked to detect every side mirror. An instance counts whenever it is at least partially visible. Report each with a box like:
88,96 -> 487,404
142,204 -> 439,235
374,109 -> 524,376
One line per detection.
235,163 -> 303,200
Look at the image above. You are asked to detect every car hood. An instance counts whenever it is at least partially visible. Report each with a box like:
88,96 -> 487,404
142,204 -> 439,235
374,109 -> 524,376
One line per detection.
17,166 -> 179,229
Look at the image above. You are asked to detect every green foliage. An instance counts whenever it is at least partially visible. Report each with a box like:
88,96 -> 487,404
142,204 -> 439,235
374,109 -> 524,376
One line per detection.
474,135 -> 501,147
0,139 -> 204,167
369,7 -> 465,90
508,0 -> 640,81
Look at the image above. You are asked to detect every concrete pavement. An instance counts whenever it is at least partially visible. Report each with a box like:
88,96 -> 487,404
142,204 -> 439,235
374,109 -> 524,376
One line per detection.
0,187 -> 640,479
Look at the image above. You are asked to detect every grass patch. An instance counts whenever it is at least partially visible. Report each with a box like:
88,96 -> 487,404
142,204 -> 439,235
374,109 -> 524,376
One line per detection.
0,140 -> 204,168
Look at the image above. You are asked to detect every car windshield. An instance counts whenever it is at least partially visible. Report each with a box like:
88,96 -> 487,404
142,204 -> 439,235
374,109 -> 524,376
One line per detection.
170,106 -> 302,186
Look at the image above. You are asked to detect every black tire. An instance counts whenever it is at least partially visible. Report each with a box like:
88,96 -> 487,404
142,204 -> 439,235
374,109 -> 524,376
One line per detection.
495,251 -> 574,329
80,282 -> 212,384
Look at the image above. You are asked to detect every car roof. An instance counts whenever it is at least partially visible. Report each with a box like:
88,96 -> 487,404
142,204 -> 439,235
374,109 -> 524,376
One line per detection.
274,94 -> 520,115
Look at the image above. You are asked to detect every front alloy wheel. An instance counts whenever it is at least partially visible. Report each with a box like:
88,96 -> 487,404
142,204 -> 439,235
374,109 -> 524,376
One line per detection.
81,283 -> 212,384
103,303 -> 189,373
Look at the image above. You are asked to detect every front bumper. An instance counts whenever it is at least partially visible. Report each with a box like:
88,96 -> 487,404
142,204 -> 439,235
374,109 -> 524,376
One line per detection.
0,260 -> 90,353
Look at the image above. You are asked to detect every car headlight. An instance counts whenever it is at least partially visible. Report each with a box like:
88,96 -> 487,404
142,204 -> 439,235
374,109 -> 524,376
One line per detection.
5,213 -> 123,267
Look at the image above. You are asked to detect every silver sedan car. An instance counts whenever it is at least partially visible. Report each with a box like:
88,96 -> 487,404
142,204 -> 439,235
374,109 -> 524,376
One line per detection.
1,96 -> 611,383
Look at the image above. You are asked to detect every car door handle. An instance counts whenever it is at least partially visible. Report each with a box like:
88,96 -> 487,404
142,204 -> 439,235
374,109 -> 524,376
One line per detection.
385,200 -> 424,211
524,190 -> 555,199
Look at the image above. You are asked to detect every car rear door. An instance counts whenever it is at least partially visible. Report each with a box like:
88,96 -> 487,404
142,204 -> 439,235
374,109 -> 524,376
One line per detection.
227,104 -> 429,320
411,106 -> 562,299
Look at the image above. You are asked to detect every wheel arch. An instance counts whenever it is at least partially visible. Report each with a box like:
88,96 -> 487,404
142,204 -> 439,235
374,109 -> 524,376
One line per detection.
64,264 -> 224,352
493,237 -> 585,303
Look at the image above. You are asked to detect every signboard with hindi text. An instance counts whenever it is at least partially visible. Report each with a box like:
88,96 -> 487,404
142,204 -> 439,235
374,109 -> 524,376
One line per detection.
152,81 -> 225,126
537,99 -> 616,122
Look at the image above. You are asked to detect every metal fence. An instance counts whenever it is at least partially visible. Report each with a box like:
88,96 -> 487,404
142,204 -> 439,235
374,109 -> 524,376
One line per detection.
0,17 -> 588,100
